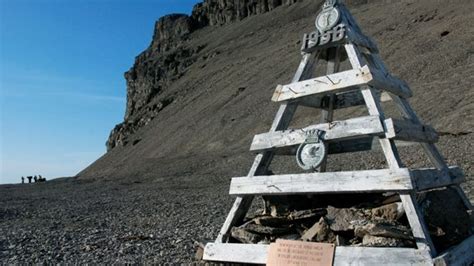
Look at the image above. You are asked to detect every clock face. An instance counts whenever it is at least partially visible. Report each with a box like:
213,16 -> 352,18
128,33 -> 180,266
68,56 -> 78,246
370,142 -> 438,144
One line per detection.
296,142 -> 327,170
315,7 -> 340,32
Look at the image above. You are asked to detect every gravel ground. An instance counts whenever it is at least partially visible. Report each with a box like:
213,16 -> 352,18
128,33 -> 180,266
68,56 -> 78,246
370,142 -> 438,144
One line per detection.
0,177 -> 231,264
1,135 -> 472,264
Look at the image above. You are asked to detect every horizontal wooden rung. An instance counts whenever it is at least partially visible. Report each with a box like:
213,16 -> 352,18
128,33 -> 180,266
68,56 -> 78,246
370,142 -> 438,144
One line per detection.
229,166 -> 463,196
368,68 -> 413,98
229,169 -> 414,196
385,118 -> 439,143
272,66 -> 373,102
410,166 -> 464,192
272,66 -> 412,103
250,115 -> 384,153
204,243 -> 432,265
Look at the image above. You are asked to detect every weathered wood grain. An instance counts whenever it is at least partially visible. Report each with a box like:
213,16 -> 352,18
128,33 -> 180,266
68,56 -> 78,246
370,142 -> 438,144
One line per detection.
250,115 -> 384,152
229,169 -> 413,196
410,166 -> 464,191
369,66 -> 413,98
203,243 -> 269,264
203,243 -> 432,265
272,66 -> 373,102
385,118 -> 439,143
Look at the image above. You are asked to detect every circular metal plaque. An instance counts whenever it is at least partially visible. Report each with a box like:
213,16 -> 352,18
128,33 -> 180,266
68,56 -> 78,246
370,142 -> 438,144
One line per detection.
315,7 -> 340,33
296,141 -> 327,171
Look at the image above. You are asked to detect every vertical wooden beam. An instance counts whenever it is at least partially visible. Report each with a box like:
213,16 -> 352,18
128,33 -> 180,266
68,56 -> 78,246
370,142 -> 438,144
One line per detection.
215,53 -> 317,243
345,43 -> 436,256
319,47 -> 341,172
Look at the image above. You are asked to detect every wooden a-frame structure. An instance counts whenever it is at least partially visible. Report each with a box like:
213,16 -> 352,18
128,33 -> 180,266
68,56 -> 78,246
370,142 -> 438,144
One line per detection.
203,1 -> 473,264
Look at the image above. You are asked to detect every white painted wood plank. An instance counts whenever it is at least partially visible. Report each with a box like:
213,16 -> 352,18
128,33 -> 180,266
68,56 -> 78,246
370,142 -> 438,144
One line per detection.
203,243 -> 432,265
400,193 -> 436,256
360,88 -> 404,169
334,246 -> 431,266
250,115 -> 384,152
272,66 -> 373,102
410,166 -> 464,191
385,118 -> 439,143
319,46 -> 341,172
433,235 -> 474,266
344,43 -> 365,69
229,169 -> 413,196
203,243 -> 269,264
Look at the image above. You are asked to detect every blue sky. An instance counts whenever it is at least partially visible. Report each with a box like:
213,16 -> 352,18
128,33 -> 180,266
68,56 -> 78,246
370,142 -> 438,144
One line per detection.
0,0 -> 200,184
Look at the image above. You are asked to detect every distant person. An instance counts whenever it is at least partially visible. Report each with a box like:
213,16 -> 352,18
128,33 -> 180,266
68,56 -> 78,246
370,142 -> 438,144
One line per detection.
27,176 -> 32,183
21,176 -> 25,184
38,175 -> 46,182
34,176 -> 38,183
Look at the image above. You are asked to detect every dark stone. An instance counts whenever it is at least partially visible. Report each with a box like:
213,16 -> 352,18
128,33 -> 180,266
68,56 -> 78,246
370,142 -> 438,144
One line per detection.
243,223 -> 293,235
325,206 -> 368,232
370,202 -> 404,222
231,227 -> 264,244
354,223 -> 413,240
301,217 -> 335,242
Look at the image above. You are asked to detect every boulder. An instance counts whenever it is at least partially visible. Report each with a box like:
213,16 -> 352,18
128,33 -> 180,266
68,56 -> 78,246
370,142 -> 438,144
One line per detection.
231,227 -> 264,244
326,206 -> 368,232
370,202 -> 405,221
301,217 -> 335,242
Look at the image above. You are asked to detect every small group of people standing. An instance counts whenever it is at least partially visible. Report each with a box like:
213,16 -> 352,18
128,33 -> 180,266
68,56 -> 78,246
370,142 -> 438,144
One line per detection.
21,175 -> 46,184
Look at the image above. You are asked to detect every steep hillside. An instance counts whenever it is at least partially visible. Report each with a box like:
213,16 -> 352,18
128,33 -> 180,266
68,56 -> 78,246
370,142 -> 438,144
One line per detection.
78,0 -> 474,197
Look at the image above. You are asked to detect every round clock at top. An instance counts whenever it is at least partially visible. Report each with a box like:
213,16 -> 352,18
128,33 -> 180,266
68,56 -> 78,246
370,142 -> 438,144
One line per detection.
315,7 -> 340,33
296,142 -> 327,171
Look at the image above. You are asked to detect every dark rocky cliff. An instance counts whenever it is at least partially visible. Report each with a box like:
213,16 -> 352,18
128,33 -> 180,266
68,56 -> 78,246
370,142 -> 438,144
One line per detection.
107,0 -> 299,150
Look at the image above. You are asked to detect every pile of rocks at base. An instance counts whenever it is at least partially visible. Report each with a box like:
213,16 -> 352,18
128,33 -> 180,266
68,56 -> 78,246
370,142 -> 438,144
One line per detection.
229,188 -> 472,252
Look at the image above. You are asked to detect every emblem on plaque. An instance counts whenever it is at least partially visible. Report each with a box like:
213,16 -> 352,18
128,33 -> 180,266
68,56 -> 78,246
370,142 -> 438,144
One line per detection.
315,0 -> 341,33
296,129 -> 327,171
302,0 -> 345,52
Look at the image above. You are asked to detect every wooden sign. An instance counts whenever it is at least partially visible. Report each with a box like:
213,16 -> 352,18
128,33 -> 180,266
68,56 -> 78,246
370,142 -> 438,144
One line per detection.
267,239 -> 335,266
